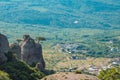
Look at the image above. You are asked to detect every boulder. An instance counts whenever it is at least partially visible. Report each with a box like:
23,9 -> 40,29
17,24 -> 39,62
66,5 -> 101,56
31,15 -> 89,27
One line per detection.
0,33 -> 9,64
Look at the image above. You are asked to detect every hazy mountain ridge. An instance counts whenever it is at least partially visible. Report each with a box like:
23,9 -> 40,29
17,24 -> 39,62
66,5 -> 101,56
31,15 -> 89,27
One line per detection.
0,0 -> 120,29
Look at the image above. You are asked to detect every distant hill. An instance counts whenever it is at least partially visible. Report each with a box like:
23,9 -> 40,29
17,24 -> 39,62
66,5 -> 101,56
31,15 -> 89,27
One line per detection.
0,0 -> 120,29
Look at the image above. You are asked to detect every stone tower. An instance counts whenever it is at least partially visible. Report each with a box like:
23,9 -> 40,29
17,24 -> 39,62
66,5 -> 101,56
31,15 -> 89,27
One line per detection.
21,35 -> 45,69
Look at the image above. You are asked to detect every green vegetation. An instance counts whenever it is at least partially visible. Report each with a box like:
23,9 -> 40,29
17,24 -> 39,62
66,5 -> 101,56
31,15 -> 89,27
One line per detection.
0,70 -> 11,80
0,61 -> 45,80
98,66 -> 120,80
0,52 -> 45,80
2,25 -> 120,58
35,36 -> 46,43
74,70 -> 82,74
16,39 -> 22,44
0,0 -> 119,29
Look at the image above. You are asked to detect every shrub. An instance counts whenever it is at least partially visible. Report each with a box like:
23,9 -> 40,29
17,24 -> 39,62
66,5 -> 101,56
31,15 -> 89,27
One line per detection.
98,66 -> 120,80
0,70 -> 11,80
74,70 -> 82,74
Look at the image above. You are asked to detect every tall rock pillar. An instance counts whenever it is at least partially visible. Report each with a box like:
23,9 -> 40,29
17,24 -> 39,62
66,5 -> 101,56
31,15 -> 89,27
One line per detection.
21,35 -> 45,70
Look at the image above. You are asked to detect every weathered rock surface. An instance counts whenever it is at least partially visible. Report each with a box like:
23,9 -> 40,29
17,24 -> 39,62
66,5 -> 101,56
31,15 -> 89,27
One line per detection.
21,35 -> 45,70
35,43 -> 45,68
10,43 -> 21,60
0,33 -> 9,64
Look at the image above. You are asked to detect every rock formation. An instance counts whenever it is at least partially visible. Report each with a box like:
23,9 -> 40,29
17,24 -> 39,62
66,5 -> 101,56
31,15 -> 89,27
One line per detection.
0,33 -> 9,64
21,35 -> 45,70
35,43 -> 45,69
1,34 -> 45,70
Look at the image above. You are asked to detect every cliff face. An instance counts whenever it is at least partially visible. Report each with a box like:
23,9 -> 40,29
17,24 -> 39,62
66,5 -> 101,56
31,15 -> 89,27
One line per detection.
21,35 -> 36,64
35,43 -> 45,69
0,33 -> 9,64
21,35 -> 45,70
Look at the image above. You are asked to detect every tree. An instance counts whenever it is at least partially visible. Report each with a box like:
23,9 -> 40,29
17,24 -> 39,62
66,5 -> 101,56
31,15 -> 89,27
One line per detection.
35,37 -> 46,43
16,39 -> 22,45
98,66 -> 120,80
